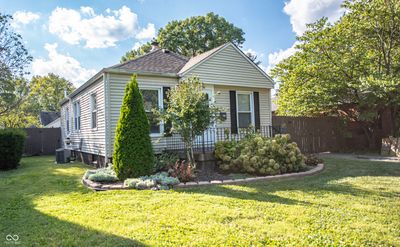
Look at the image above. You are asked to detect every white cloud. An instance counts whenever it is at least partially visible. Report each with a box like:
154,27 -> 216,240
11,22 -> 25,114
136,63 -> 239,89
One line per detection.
32,43 -> 96,86
80,6 -> 95,16
135,23 -> 155,40
132,41 -> 143,50
266,42 -> 300,72
284,0 -> 344,35
12,11 -> 40,28
48,6 -> 153,48
265,0 -> 344,73
244,48 -> 257,57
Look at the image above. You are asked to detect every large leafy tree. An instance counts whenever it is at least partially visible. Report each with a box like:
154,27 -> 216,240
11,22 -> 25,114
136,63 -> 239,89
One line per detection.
0,13 -> 32,116
0,77 -> 38,128
272,0 -> 400,147
120,42 -> 152,63
29,73 -> 75,113
121,12 -> 245,61
158,12 -> 245,57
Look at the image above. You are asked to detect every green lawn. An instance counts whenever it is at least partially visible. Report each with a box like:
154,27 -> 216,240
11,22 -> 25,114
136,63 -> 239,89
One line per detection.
1,156 -> 399,246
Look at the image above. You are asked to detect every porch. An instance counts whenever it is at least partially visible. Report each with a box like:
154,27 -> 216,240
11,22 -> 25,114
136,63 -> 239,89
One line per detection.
163,125 -> 280,153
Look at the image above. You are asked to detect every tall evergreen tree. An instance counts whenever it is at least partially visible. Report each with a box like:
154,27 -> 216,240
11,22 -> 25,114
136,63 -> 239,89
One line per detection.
113,75 -> 154,179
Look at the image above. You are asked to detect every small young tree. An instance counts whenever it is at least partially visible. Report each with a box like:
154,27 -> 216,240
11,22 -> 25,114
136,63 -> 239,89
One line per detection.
113,75 -> 154,179
155,76 -> 220,166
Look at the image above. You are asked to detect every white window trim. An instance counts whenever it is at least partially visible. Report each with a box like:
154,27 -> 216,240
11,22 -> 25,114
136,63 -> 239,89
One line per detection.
73,101 -> 81,132
65,107 -> 70,137
139,86 -> 164,137
90,93 -> 98,130
203,85 -> 216,128
236,91 -> 254,129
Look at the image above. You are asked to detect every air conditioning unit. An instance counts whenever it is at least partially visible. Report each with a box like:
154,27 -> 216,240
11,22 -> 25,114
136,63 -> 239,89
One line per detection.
56,148 -> 71,164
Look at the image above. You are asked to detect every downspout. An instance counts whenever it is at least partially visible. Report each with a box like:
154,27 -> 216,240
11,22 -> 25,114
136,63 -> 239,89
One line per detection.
104,72 -> 111,164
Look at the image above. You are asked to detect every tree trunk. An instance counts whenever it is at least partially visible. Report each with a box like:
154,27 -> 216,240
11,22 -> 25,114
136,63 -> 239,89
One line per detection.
390,105 -> 399,137
360,123 -> 376,150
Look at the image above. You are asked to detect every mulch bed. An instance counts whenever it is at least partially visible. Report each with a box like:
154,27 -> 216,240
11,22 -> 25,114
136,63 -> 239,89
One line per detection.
82,164 -> 324,191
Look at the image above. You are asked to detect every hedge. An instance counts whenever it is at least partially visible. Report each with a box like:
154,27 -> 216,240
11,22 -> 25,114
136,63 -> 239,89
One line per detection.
0,129 -> 26,170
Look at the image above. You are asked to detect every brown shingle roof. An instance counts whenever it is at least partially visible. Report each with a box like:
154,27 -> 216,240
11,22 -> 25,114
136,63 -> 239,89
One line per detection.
109,49 -> 189,74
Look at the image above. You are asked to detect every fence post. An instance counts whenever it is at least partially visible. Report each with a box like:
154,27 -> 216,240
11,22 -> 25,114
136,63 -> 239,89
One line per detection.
202,132 -> 205,154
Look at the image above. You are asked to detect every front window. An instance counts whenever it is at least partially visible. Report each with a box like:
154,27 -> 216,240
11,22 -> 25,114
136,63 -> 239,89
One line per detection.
91,94 -> 97,129
73,101 -> 81,131
140,88 -> 162,134
237,93 -> 253,128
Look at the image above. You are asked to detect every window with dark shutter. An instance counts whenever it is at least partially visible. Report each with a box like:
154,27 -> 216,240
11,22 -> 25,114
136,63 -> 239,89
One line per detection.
253,92 -> 260,130
229,90 -> 238,134
163,87 -> 172,136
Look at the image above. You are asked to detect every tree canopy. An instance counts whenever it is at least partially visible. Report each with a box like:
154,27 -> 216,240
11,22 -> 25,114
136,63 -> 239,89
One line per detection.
120,12 -> 245,62
29,73 -> 75,112
0,13 -> 32,116
271,0 -> 400,143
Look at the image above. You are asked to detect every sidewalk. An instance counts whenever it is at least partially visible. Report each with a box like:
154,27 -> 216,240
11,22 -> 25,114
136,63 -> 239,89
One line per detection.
319,152 -> 400,163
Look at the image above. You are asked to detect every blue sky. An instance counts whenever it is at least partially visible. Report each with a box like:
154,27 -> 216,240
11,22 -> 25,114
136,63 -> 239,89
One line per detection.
1,0 -> 343,86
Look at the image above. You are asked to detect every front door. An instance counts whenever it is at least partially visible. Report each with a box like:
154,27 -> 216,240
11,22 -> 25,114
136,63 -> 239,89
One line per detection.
194,88 -> 215,150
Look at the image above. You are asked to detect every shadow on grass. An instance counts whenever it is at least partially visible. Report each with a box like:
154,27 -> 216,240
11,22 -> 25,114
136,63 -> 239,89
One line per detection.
178,157 -> 400,204
0,156 -> 146,247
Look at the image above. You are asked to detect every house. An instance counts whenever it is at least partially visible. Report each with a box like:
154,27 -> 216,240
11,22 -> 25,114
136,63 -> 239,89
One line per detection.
40,111 -> 61,128
60,42 -> 274,166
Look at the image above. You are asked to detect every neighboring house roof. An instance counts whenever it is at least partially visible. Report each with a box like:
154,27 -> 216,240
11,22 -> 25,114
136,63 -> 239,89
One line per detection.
40,111 -> 60,126
109,48 -> 189,74
45,117 -> 61,128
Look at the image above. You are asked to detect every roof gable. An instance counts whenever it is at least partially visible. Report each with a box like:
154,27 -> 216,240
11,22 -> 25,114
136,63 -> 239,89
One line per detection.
179,43 -> 274,88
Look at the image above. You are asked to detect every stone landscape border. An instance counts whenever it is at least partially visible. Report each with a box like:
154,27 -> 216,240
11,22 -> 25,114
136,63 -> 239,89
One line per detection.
82,163 -> 324,191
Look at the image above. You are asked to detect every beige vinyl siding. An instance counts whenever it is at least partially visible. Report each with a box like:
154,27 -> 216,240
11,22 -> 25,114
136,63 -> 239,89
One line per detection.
107,73 -> 179,156
214,85 -> 272,128
181,44 -> 273,88
60,77 -> 106,156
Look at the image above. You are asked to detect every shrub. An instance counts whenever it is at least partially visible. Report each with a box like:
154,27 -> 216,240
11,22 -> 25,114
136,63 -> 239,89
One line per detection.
215,134 -> 306,175
124,172 -> 180,190
168,160 -> 195,182
304,154 -> 323,166
153,76 -> 221,166
83,165 -> 119,182
154,152 -> 179,172
113,75 -> 154,180
0,129 -> 26,170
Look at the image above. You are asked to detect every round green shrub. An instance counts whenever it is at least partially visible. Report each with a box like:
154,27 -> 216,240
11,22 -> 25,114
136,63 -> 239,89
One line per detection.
0,129 -> 26,170
124,172 -> 180,190
84,166 -> 119,182
215,134 -> 306,175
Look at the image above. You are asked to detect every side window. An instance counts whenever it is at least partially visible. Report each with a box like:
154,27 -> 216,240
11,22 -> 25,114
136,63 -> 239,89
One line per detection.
237,93 -> 253,128
73,101 -> 81,131
140,88 -> 161,134
91,94 -> 97,129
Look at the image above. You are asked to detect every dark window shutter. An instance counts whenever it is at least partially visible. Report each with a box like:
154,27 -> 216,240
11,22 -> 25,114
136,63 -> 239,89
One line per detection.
163,87 -> 172,136
229,91 -> 238,134
254,92 -> 260,130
